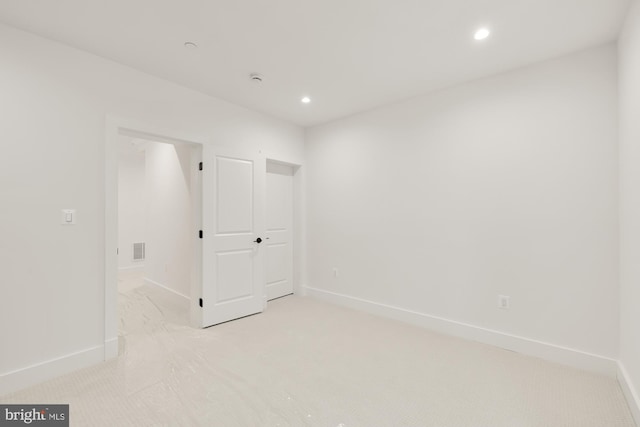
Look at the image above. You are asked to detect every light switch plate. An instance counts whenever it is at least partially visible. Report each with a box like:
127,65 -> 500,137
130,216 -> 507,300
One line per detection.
61,209 -> 76,225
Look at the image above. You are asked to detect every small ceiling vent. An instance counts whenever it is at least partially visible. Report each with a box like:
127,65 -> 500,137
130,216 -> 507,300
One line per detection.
249,73 -> 264,83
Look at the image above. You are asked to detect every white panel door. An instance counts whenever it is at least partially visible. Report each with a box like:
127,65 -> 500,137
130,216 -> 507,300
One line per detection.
201,146 -> 265,327
265,162 -> 294,300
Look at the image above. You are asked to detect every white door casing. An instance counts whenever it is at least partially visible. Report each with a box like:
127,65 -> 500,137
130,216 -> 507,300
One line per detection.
201,146 -> 266,327
265,162 -> 294,300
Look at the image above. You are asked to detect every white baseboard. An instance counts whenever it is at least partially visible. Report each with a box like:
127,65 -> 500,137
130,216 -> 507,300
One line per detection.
618,363 -> 640,426
117,266 -> 145,280
303,286 -> 618,377
118,265 -> 144,272
144,277 -> 190,301
0,345 -> 105,397
104,337 -> 119,359
295,283 -> 308,297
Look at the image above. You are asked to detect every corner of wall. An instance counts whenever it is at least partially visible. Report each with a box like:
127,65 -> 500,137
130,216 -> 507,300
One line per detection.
618,362 -> 640,426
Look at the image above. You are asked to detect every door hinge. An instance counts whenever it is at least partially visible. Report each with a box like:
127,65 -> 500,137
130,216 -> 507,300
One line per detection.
199,230 -> 203,239
199,298 -> 203,308
199,162 -> 203,171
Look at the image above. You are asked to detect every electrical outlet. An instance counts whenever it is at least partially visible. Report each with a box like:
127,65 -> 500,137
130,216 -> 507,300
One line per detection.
498,295 -> 510,310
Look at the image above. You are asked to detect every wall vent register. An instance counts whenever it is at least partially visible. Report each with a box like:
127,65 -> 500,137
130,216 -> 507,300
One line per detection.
133,242 -> 146,261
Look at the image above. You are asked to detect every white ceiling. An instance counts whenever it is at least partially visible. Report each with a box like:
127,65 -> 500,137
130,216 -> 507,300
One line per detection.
0,0 -> 632,126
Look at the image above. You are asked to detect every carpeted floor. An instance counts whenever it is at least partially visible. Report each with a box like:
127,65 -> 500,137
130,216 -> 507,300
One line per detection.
1,274 -> 635,426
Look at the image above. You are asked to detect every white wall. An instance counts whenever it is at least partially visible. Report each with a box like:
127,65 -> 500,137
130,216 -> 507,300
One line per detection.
0,23 -> 304,394
117,146 -> 145,271
305,45 -> 619,367
144,142 -> 192,298
619,0 -> 640,420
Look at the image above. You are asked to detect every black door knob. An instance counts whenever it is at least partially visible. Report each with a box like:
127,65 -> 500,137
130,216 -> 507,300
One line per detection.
253,237 -> 262,244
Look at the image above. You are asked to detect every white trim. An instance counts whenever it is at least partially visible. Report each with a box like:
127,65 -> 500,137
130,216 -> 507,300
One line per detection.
0,345 -> 104,396
618,363 -> 640,426
118,265 -> 145,272
292,164 -> 305,297
106,116 -> 207,350
303,286 -> 618,377
261,151 -> 305,299
298,283 -> 308,297
144,277 -> 190,301
104,337 -> 119,360
105,116 -> 119,360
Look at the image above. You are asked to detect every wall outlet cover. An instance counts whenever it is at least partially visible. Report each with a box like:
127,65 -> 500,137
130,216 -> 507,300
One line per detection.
498,295 -> 510,310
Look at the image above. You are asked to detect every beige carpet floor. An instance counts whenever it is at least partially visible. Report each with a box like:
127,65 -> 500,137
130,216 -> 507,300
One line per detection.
1,274 -> 635,426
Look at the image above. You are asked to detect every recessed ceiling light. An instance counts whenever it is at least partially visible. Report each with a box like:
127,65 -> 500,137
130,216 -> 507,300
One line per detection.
301,96 -> 311,104
474,28 -> 490,41
184,41 -> 198,49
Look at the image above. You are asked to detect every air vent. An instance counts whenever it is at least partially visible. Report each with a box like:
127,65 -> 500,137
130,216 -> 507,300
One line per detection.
249,73 -> 264,83
133,242 -> 145,261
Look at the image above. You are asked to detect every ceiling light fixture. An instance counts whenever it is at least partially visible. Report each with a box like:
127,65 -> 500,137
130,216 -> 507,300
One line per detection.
184,41 -> 198,49
301,96 -> 311,104
474,28 -> 490,41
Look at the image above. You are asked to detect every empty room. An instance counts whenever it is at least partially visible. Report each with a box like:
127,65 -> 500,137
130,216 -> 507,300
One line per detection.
1,0 -> 640,426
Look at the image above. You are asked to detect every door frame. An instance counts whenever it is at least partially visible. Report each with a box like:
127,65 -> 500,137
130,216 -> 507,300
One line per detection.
105,116 -> 206,359
105,118 -> 306,360
264,157 -> 305,298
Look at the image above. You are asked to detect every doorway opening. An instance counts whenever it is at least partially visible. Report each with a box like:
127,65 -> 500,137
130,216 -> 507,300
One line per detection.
105,119 -> 304,359
117,137 -> 199,340
105,120 -> 204,359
